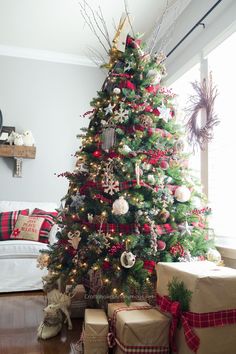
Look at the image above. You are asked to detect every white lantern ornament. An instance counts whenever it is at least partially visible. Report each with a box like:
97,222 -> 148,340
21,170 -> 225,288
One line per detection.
112,196 -> 129,215
206,248 -> 222,264
120,251 -> 136,268
174,186 -> 191,203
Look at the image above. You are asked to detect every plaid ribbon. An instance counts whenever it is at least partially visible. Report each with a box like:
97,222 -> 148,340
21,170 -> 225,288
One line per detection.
82,221 -> 138,234
80,179 -> 178,196
82,221 -> 173,236
123,125 -> 172,139
156,293 -> 236,353
108,305 -> 169,353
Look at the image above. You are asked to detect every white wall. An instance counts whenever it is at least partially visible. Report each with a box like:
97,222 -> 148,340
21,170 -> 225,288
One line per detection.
0,56 -> 104,203
164,0 -> 235,84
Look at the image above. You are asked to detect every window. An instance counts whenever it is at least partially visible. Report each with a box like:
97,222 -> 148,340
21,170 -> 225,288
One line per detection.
170,64 -> 201,179
170,31 -> 236,248
207,32 -> 236,246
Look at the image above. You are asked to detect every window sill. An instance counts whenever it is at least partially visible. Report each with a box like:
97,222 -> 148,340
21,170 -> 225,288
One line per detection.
216,245 -> 236,260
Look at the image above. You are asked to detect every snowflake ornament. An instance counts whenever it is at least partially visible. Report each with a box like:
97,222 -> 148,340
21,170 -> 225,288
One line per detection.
102,179 -> 119,195
113,107 -> 129,123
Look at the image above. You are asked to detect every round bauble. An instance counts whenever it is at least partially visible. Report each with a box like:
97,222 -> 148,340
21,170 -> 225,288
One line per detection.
113,87 -> 121,94
93,150 -> 102,158
206,248 -> 221,263
174,139 -> 185,152
120,251 -> 136,268
112,196 -> 129,215
157,240 -> 166,251
146,69 -> 162,85
174,186 -> 191,203
160,160 -> 169,170
159,209 -> 170,222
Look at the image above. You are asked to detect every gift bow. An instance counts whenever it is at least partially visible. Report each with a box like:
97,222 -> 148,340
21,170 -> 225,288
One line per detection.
156,293 -> 200,353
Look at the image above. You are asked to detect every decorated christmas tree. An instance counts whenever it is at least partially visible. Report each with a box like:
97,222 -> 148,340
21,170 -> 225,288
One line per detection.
40,19 -> 213,303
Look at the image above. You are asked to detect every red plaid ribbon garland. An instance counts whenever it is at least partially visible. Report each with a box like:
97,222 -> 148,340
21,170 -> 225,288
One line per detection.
81,221 -> 173,236
108,305 -> 169,353
156,293 -> 236,353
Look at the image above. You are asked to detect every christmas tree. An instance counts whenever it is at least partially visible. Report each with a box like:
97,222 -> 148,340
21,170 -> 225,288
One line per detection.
40,22 -> 212,303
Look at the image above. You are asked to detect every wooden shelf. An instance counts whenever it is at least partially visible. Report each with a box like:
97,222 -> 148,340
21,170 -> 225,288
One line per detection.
0,145 -> 36,159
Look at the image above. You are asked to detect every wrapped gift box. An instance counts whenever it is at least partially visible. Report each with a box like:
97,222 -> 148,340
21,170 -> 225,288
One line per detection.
84,308 -> 108,354
156,261 -> 236,354
108,302 -> 170,354
66,284 -> 87,318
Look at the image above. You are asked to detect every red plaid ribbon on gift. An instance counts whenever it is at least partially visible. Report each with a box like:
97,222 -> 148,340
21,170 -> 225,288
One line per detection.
156,293 -> 236,353
108,305 -> 169,354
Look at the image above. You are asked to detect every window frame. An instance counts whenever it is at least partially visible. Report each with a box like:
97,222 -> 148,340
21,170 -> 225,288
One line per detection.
165,23 -> 236,253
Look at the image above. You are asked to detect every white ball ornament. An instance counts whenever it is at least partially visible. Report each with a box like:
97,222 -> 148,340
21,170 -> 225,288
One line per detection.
113,87 -> 121,94
120,251 -> 136,268
175,186 -> 191,203
112,196 -> 129,215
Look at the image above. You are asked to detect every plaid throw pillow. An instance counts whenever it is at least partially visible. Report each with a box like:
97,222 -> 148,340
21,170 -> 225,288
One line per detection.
0,209 -> 29,241
31,208 -> 58,243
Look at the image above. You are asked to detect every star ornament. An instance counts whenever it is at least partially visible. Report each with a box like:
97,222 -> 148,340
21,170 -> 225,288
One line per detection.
104,103 -> 115,115
178,221 -> 193,236
158,105 -> 172,123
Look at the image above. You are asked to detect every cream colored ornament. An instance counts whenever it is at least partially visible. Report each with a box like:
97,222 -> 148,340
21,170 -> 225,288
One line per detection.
14,133 -> 24,146
68,231 -> 81,250
207,248 -> 222,264
174,186 -> 191,202
112,196 -> 129,215
120,251 -> 136,268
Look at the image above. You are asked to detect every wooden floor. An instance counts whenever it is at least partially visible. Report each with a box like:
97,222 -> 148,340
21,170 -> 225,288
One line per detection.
0,291 -> 83,354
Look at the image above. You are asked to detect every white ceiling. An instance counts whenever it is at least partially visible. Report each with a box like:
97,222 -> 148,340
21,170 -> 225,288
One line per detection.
0,0 -> 191,64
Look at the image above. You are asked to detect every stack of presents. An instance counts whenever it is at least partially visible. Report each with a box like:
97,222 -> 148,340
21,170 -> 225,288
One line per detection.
70,261 -> 236,354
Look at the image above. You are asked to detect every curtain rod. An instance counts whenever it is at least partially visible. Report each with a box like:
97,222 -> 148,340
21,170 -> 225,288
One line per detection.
167,0 -> 223,57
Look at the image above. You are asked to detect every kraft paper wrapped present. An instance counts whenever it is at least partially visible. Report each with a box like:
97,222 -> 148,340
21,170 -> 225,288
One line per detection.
66,284 -> 87,318
108,302 -> 170,354
83,308 -> 108,354
156,261 -> 236,354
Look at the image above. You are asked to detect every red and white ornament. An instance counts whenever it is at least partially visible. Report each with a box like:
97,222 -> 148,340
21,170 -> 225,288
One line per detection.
157,240 -> 166,251
174,186 -> 191,203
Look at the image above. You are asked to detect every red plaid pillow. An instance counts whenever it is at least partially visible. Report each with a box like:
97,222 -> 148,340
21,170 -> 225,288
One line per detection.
31,208 -> 58,243
0,209 -> 29,241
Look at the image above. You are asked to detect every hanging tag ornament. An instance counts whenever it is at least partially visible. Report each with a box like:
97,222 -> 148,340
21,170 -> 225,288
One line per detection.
101,127 -> 116,151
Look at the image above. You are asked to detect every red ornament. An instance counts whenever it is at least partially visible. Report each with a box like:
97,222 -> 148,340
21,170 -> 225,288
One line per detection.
143,260 -> 156,273
145,85 -> 160,94
157,240 -> 166,251
169,242 -> 184,257
160,160 -> 169,170
143,224 -> 151,233
119,80 -> 136,91
93,150 -> 102,158
102,260 -> 111,270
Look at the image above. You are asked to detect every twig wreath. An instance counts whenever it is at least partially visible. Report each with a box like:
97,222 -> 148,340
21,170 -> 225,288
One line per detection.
186,73 -> 219,150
